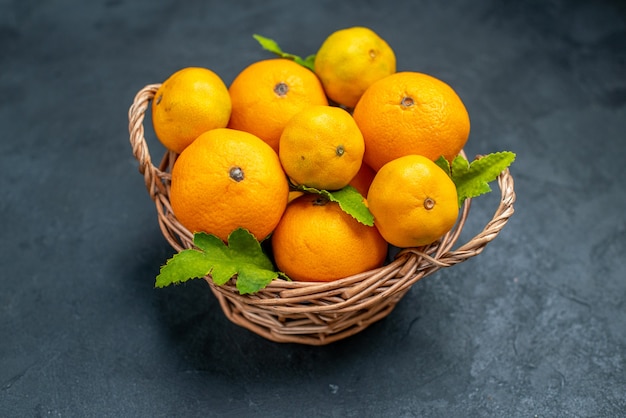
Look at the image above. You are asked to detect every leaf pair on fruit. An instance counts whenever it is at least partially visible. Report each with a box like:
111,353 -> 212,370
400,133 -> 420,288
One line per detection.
435,151 -> 516,207
156,228 -> 283,294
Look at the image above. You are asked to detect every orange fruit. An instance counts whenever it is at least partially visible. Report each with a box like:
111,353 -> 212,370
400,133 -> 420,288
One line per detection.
152,67 -> 231,154
353,71 -> 470,171
348,162 -> 376,197
314,26 -> 396,109
271,194 -> 388,282
367,155 -> 459,248
170,128 -> 289,242
279,105 -> 364,190
227,58 -> 329,152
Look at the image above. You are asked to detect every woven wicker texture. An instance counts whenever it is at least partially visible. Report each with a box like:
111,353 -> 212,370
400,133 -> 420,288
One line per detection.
128,84 -> 516,345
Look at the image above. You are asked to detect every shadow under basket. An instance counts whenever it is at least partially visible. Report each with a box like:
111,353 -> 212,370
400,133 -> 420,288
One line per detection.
128,84 -> 516,346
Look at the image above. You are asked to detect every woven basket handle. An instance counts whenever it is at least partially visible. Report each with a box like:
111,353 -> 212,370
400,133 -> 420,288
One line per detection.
128,84 -> 166,200
399,167 -> 516,270
455,169 -> 515,256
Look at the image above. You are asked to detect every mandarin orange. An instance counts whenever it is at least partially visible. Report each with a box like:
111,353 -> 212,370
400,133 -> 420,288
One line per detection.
170,128 -> 289,242
367,154 -> 459,248
227,58 -> 328,152
353,71 -> 470,171
271,194 -> 388,282
314,26 -> 396,109
279,105 -> 364,190
152,67 -> 231,154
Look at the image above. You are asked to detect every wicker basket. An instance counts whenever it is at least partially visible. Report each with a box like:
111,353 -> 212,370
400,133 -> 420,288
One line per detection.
128,84 -> 516,346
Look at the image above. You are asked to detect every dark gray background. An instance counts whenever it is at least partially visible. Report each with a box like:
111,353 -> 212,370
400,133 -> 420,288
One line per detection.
1,0 -> 625,417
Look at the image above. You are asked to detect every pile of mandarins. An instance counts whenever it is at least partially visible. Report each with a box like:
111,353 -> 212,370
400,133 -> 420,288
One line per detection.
150,26 -> 471,283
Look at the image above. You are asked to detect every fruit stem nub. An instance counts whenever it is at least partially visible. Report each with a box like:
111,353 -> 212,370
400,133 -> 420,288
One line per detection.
312,195 -> 329,206
423,197 -> 435,210
401,96 -> 414,108
274,82 -> 289,97
229,166 -> 245,182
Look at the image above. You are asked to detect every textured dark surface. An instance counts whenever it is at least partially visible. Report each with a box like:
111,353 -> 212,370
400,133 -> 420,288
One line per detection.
1,1 -> 625,417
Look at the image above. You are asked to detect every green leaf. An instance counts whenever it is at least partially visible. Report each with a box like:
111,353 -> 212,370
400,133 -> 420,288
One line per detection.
450,151 -> 516,207
252,34 -> 283,55
155,249 -> 214,288
193,232 -> 227,255
301,54 -> 317,71
298,185 -> 375,226
252,34 -> 316,71
434,155 -> 451,177
155,228 -> 280,294
236,269 -> 279,295
226,228 -> 275,273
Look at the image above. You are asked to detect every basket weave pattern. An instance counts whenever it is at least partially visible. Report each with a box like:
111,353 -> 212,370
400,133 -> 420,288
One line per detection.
128,84 -> 516,345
